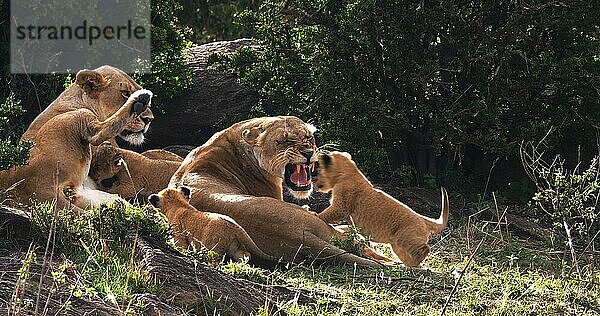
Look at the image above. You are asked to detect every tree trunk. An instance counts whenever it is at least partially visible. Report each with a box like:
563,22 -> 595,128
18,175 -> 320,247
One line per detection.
141,39 -> 260,149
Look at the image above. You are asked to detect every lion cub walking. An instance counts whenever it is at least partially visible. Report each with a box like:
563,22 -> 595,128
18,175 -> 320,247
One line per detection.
149,187 -> 273,262
315,152 -> 449,267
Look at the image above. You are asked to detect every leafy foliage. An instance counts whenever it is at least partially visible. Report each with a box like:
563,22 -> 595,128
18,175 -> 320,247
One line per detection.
211,0 -> 600,188
178,0 -> 262,44
136,0 -> 194,108
330,224 -> 371,256
0,94 -> 32,170
522,139 -> 600,246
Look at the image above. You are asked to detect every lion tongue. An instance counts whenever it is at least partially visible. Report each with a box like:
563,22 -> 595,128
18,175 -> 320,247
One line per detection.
290,164 -> 308,186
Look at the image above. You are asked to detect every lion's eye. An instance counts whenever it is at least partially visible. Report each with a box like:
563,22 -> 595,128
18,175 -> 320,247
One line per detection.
121,90 -> 131,99
279,139 -> 294,146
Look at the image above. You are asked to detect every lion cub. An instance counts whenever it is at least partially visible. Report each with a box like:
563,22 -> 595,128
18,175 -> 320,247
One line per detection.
315,151 -> 449,267
89,143 -> 181,201
149,187 -> 273,262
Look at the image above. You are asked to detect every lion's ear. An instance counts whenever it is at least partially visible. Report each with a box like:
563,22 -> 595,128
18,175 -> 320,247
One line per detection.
242,126 -> 264,145
75,69 -> 110,97
148,194 -> 160,208
321,153 -> 332,168
179,186 -> 191,200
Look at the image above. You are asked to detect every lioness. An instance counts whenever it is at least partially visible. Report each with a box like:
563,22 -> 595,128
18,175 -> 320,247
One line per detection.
22,65 -> 154,145
0,90 -> 153,211
314,151 -> 450,267
169,116 -> 383,268
89,143 -> 180,201
149,187 -> 273,262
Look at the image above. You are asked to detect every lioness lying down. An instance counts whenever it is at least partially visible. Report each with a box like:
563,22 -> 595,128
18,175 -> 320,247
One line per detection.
315,151 -> 450,267
169,116 -> 384,268
89,143 -> 181,201
0,90 -> 153,211
149,187 -> 273,262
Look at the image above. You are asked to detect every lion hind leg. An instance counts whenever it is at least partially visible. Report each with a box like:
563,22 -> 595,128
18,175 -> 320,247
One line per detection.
304,233 -> 383,268
409,243 -> 430,267
391,242 -> 429,268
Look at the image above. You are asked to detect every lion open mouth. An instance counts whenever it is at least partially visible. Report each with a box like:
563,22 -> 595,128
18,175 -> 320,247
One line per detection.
284,163 -> 316,191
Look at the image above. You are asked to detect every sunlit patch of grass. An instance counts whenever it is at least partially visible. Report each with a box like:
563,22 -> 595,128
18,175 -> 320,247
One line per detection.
7,199 -> 599,315
27,201 -> 170,311
220,260 -> 268,283
214,218 -> 600,315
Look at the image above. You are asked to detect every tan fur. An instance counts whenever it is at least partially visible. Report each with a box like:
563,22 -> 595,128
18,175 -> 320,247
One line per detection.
0,90 -> 153,212
169,116 -> 385,268
150,187 -> 273,262
89,143 -> 181,201
22,65 -> 154,146
315,151 -> 450,267
141,149 -> 183,162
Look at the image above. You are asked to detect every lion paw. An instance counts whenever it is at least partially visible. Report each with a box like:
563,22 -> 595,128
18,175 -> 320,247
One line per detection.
129,89 -> 153,115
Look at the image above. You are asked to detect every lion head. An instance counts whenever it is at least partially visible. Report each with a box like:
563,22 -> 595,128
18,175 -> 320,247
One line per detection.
89,142 -> 125,189
74,65 -> 154,145
314,151 -> 363,193
148,186 -> 191,210
240,116 -> 318,199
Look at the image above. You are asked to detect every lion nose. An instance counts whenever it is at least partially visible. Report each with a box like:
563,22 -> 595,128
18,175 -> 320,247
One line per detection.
141,116 -> 153,124
301,150 -> 314,162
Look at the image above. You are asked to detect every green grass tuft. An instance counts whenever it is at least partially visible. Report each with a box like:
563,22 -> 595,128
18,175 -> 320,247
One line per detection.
28,201 -> 170,309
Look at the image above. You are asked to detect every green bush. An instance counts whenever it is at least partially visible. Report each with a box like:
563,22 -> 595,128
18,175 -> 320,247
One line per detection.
135,0 -> 194,108
522,139 -> 600,247
211,0 -> 600,189
0,94 -> 33,170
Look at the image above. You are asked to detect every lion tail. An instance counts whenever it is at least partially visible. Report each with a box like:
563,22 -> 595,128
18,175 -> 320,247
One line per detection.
427,187 -> 449,234
305,233 -> 383,269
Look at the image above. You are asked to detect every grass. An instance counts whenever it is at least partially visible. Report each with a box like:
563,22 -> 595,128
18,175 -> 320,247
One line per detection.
3,198 -> 599,315
21,201 -> 170,314
220,218 -> 600,315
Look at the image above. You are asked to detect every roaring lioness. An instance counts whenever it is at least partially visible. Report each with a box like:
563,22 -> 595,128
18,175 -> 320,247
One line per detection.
315,151 -> 450,267
169,116 -> 383,268
0,90 -> 153,212
89,143 -> 180,201
22,65 -> 154,145
149,186 -> 274,262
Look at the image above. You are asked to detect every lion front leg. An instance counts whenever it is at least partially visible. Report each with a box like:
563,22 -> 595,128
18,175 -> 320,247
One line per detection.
87,90 -> 153,146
